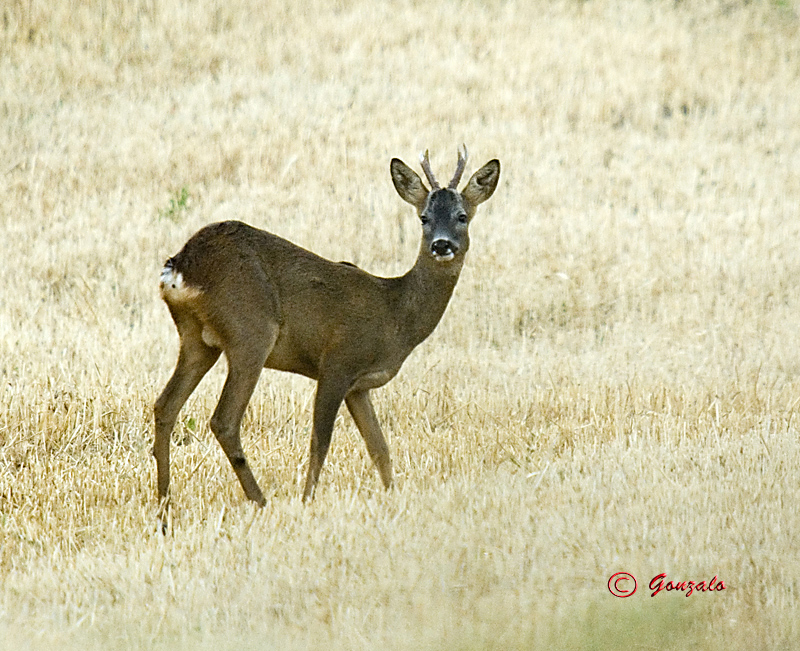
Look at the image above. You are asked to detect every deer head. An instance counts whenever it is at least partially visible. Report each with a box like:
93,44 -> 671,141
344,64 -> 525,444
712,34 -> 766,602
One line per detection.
390,144 -> 501,263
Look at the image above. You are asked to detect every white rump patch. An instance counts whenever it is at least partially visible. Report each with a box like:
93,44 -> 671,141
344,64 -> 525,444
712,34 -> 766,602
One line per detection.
159,265 -> 202,303
160,265 -> 183,289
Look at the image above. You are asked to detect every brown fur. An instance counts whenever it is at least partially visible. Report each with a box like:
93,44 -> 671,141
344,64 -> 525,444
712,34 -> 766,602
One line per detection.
153,151 -> 500,520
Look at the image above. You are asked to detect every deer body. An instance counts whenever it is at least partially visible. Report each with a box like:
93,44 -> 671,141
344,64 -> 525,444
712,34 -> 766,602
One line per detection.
161,222 -> 457,389
153,148 -> 500,511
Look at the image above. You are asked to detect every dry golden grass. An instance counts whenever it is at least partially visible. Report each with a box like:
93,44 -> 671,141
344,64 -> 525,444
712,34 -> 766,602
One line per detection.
2,0 -> 800,648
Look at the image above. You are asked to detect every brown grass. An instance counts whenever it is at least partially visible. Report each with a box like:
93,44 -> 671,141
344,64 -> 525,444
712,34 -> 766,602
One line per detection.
2,0 -> 800,648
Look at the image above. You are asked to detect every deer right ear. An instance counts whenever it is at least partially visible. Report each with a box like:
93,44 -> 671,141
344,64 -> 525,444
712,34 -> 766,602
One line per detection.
462,159 -> 500,208
391,158 -> 429,211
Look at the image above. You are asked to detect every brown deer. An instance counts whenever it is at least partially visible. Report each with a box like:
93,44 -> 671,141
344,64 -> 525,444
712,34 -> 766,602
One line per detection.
153,146 -> 500,514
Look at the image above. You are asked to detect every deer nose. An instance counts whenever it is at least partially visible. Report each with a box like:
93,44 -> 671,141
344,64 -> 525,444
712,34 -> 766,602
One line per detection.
431,239 -> 457,260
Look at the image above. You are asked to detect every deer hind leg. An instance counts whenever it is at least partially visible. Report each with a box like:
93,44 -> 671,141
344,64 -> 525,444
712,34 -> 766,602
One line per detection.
209,324 -> 278,507
302,374 -> 352,502
154,312 -> 222,509
345,389 -> 393,490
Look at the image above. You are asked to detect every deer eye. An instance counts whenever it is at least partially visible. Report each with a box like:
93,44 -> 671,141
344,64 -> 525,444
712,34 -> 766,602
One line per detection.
420,215 -> 430,225
457,213 -> 468,224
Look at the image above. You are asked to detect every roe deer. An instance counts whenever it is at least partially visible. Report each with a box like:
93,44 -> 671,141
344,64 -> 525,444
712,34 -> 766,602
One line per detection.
153,146 -> 500,513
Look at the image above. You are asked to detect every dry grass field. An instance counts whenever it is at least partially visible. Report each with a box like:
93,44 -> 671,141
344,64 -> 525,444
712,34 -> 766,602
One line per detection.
2,0 -> 800,648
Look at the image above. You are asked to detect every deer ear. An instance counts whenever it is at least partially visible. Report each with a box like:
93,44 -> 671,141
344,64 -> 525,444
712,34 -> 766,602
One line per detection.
391,158 -> 429,210
462,159 -> 500,207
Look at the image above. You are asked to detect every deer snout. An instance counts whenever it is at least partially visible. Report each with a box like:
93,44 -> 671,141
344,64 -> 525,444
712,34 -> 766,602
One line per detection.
431,239 -> 457,261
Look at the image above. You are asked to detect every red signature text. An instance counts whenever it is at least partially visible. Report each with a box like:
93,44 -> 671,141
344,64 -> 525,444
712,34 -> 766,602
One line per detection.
649,573 -> 726,597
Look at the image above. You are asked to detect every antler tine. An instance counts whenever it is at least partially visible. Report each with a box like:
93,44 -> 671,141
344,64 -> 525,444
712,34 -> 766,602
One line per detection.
419,149 -> 440,190
447,143 -> 469,189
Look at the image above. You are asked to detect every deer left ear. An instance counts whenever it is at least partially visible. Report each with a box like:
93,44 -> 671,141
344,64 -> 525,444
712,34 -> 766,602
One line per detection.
391,158 -> 429,211
462,160 -> 500,207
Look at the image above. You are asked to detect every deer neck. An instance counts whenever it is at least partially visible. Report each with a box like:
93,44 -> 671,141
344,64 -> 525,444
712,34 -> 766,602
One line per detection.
395,244 -> 465,349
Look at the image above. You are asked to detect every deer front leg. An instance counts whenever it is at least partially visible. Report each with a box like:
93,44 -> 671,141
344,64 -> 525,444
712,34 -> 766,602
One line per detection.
302,375 -> 351,501
345,389 -> 393,490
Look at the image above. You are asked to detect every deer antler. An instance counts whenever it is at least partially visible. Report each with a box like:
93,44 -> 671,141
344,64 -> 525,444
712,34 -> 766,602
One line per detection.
419,150 -> 440,190
448,143 -> 469,189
